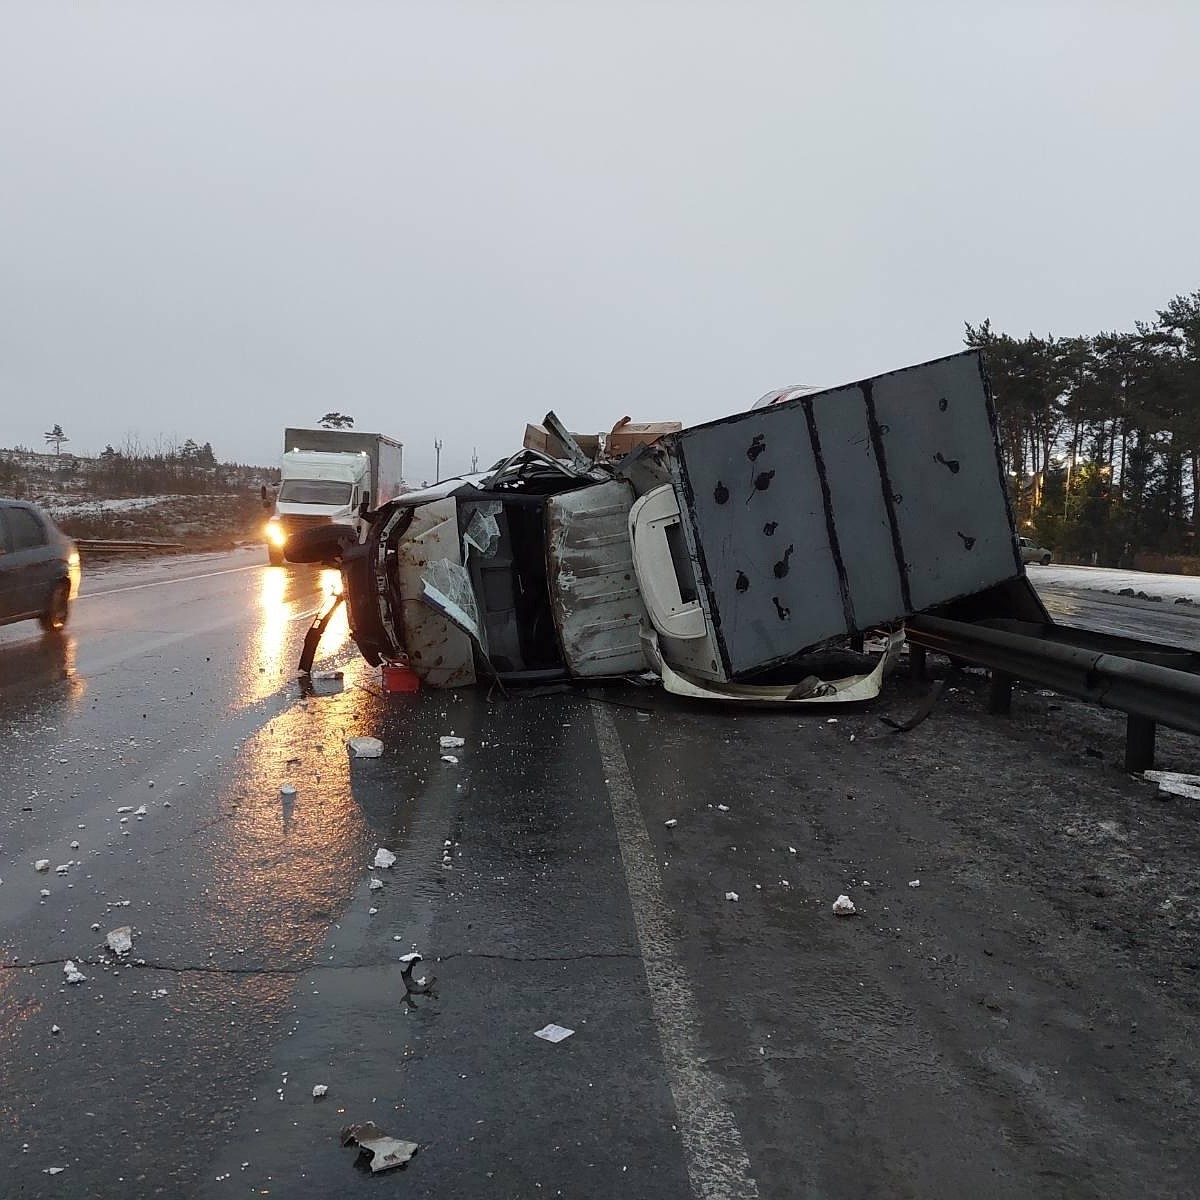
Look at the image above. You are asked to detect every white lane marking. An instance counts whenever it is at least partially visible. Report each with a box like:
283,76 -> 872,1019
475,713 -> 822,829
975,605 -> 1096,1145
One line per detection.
81,564 -> 262,598
590,702 -> 760,1200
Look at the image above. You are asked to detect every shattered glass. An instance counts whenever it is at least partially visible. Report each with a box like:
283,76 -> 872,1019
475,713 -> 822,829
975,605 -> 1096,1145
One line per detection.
462,502 -> 502,561
420,558 -> 487,651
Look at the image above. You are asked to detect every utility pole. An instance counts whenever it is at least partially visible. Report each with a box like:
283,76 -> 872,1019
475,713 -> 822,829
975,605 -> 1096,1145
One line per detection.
471,447 -> 479,473
434,438 -> 443,482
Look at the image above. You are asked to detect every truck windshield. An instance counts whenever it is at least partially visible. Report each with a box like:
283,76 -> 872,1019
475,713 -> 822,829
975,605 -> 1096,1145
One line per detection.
278,480 -> 353,505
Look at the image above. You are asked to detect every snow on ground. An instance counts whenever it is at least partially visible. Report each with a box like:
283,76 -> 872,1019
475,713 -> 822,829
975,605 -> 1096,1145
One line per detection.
45,494 -> 194,516
1031,563 -> 1200,603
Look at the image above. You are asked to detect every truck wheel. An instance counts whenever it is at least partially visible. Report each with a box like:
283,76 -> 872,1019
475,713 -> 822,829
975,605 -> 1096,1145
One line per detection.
268,544 -> 285,566
39,582 -> 70,632
1041,554 -> 1051,565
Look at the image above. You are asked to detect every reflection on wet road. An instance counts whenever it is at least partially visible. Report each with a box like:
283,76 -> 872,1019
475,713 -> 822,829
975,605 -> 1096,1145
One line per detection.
0,550 -> 376,1196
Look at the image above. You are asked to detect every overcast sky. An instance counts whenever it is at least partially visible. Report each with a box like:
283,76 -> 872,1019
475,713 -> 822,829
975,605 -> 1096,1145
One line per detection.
2,2 -> 1198,483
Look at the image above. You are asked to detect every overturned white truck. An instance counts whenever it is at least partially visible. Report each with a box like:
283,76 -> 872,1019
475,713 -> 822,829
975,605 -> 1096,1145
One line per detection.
289,350 -> 1045,697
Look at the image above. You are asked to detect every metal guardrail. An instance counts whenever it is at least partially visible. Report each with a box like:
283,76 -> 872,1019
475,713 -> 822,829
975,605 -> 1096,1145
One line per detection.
905,613 -> 1200,771
75,539 -> 185,556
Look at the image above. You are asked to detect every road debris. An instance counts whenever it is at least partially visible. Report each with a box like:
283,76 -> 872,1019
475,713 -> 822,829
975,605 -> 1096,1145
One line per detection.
69,840 -> 80,850
116,806 -> 134,814
908,879 -> 921,888
63,961 -> 86,984
39,888 -> 50,898
312,1084 -> 328,1099
34,860 -> 50,872
368,907 -> 378,915
534,1023 -> 575,1043
51,1024 -> 60,1034
440,754 -> 459,764
134,805 -> 148,817
106,926 -> 134,955
43,1167 -> 66,1175
347,736 -> 384,758
664,818 -> 678,828
280,784 -> 297,797
1144,770 -> 1200,801
55,863 -> 70,874
832,895 -> 857,916
400,955 -> 435,1005
717,804 -> 730,812
373,847 -> 397,869
725,891 -> 739,902
368,878 -> 384,891
440,735 -> 465,750
340,1122 -> 419,1173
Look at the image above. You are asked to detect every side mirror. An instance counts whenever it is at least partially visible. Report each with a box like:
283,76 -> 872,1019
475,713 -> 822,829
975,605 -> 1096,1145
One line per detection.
261,485 -> 272,509
359,491 -> 371,518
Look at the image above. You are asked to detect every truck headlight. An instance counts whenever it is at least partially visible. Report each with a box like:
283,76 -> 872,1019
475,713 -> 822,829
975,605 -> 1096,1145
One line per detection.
266,521 -> 287,546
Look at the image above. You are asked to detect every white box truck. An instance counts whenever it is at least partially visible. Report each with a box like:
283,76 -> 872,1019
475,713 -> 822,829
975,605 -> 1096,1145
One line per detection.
265,428 -> 404,565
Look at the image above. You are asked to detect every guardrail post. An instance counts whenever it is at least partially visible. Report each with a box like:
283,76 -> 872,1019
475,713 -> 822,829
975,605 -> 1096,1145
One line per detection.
1125,715 -> 1156,773
988,671 -> 1014,716
909,645 -> 927,682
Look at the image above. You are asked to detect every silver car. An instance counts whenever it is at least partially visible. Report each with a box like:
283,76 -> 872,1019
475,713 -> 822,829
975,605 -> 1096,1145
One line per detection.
1018,536 -> 1052,566
0,499 -> 81,631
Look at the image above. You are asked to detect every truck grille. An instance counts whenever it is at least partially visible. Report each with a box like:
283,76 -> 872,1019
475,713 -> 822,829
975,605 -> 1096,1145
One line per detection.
279,514 -> 333,535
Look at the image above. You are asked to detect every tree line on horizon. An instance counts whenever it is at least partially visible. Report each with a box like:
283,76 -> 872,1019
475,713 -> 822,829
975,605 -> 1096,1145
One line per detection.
0,433 -> 278,500
967,289 -> 1200,567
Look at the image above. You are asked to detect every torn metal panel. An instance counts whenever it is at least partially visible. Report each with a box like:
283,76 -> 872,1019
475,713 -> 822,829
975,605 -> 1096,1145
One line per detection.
644,630 -> 904,704
661,350 -> 1024,681
546,480 -> 649,677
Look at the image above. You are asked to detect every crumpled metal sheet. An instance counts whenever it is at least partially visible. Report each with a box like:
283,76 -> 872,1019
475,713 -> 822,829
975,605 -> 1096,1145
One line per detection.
341,1122 -> 420,1172
644,629 -> 904,705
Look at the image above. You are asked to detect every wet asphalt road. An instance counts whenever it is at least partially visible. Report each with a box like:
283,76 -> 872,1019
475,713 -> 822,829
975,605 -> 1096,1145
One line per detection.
1,551 -> 1198,1198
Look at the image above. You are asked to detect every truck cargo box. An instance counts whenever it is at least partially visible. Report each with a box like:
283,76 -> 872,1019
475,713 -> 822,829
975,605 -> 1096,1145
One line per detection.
652,350 -> 1025,681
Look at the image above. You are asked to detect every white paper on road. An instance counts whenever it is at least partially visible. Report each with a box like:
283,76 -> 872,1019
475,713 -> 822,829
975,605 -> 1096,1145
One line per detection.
373,848 -> 396,869
440,735 -> 465,750
347,737 -> 383,758
534,1023 -> 575,1043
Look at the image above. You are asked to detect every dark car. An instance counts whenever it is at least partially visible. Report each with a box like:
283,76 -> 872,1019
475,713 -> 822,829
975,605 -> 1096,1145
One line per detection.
0,499 -> 80,632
